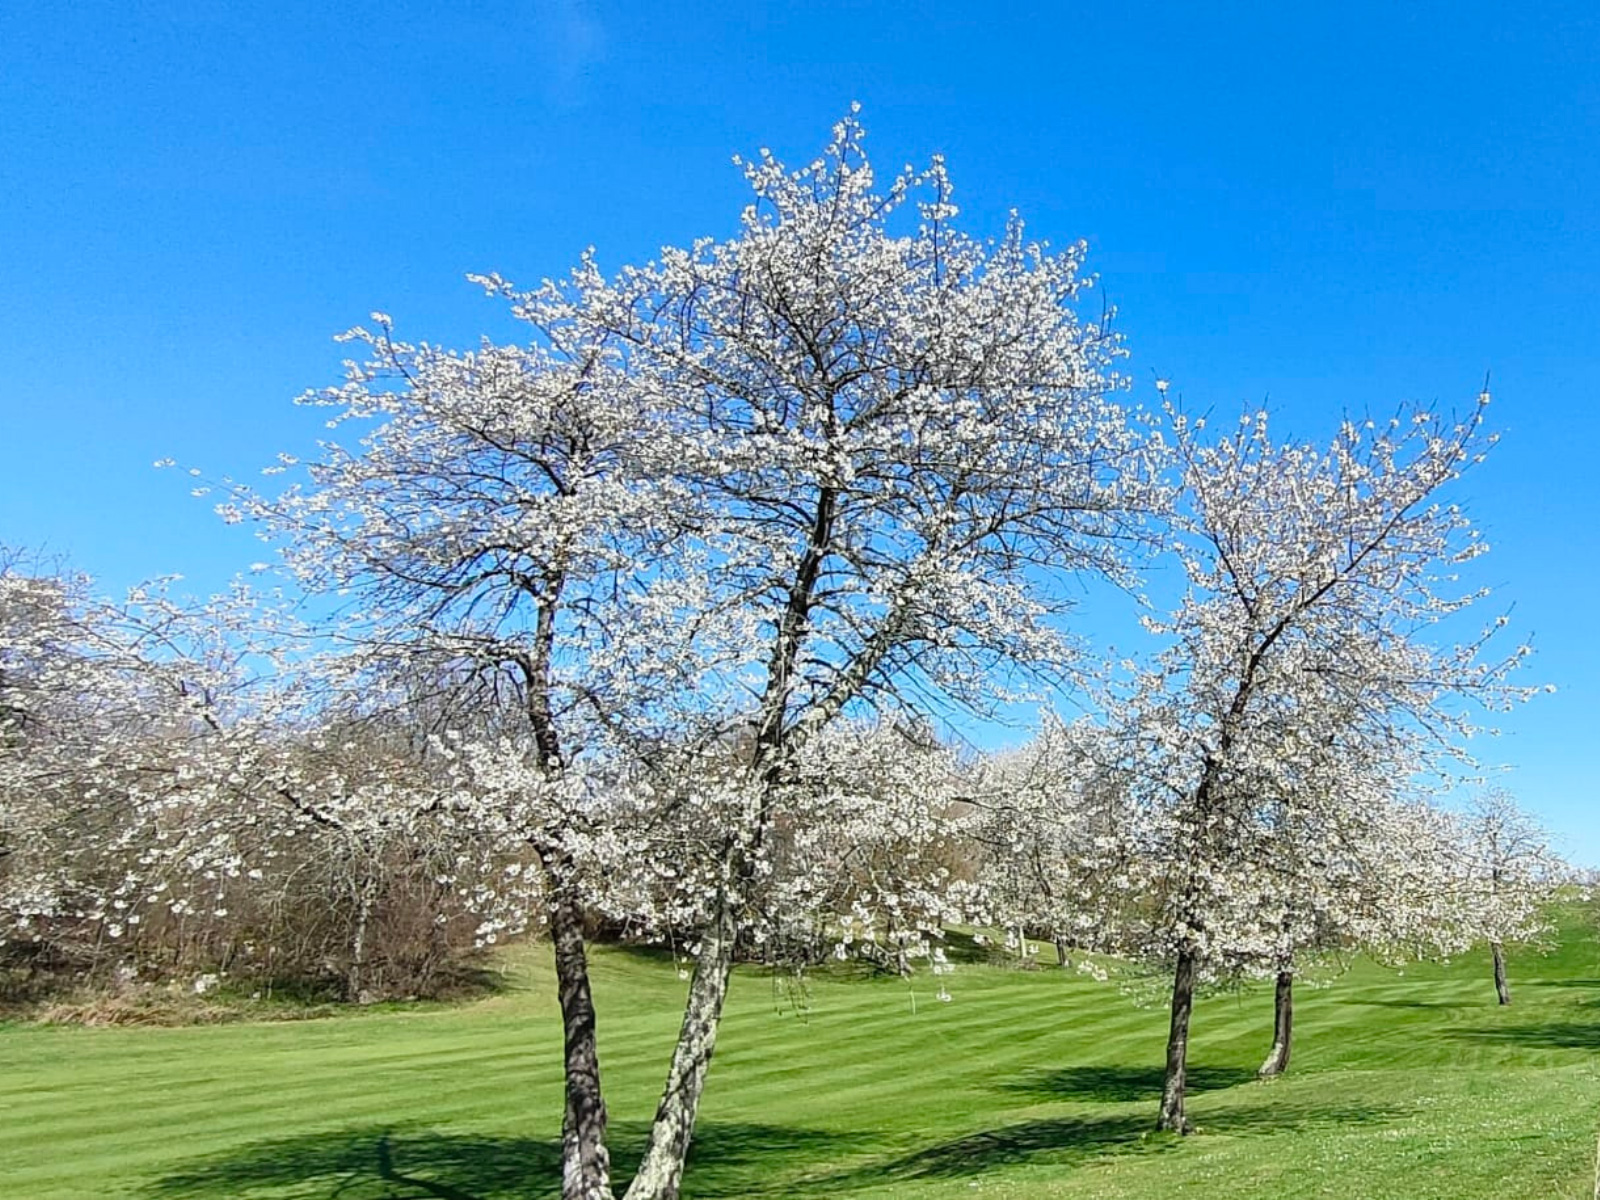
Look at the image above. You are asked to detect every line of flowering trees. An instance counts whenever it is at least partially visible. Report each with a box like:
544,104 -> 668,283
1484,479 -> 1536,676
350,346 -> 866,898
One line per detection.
0,114 -> 1564,1198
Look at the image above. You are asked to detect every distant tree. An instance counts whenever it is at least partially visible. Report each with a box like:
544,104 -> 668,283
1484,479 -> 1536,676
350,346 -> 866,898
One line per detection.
967,717 -> 1135,970
0,552 -> 261,980
748,719 -> 970,979
1457,788 -> 1563,1005
0,550 -> 506,1005
1240,792 -> 1472,1078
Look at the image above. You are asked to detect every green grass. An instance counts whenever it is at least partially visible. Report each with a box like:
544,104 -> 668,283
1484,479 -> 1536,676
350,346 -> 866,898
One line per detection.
2,907 -> 1597,1200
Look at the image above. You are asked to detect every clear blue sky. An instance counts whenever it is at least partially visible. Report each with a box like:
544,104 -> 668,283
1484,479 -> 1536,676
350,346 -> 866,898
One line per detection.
2,1 -> 1595,861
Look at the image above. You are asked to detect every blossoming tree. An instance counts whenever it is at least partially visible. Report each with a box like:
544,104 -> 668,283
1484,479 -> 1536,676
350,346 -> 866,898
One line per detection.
1457,788 -> 1563,1005
560,113 -> 1160,1199
283,111 -> 1159,1199
1114,396 -> 1534,1132
967,716 -> 1136,969
222,293 -> 719,1198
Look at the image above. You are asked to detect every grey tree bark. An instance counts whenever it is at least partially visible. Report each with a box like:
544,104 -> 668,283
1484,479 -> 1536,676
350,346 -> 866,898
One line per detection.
1491,940 -> 1512,1005
346,870 -> 378,1003
1157,943 -> 1198,1133
551,886 -> 613,1200
623,900 -> 738,1200
1256,969 -> 1294,1077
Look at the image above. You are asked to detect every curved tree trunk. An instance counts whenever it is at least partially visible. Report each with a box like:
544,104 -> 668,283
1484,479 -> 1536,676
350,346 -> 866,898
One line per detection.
623,900 -> 738,1200
1157,944 -> 1198,1133
1491,941 -> 1511,1006
1257,968 -> 1294,1077
551,886 -> 614,1200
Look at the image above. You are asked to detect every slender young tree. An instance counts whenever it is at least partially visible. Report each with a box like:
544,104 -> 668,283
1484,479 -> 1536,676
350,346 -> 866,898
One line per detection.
1245,791 -> 1473,1077
1115,396 -> 1534,1133
223,314 -> 706,1200
1458,788 -> 1562,1005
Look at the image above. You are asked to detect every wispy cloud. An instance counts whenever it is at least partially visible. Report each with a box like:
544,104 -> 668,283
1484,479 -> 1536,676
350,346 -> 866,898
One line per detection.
540,0 -> 605,106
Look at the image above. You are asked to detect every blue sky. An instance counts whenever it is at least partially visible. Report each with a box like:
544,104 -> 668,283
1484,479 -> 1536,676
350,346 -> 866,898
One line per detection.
2,1 -> 1596,860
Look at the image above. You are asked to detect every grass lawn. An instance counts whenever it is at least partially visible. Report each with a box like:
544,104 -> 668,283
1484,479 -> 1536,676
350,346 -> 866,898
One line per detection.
2,905 -> 1596,1199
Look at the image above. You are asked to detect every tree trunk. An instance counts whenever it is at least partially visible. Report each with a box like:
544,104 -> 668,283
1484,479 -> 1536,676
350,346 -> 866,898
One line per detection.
347,873 -> 377,1003
1491,940 -> 1511,1005
1257,969 -> 1294,1077
623,900 -> 737,1200
550,887 -> 614,1200
885,915 -> 910,977
1157,943 -> 1198,1133
1054,934 -> 1071,970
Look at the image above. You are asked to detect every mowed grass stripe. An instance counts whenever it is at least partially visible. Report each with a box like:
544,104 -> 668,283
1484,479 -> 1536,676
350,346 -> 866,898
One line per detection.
1,905 -> 1595,1199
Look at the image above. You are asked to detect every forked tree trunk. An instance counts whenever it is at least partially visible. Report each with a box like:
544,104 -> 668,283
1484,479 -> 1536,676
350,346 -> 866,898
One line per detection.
1157,944 -> 1198,1133
1054,934 -> 1071,969
623,900 -> 738,1200
1257,969 -> 1294,1077
550,886 -> 613,1200
1491,941 -> 1511,1006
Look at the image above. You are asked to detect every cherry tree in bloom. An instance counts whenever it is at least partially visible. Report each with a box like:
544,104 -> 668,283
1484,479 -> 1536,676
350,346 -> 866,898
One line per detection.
465,111 -> 1160,1199
967,716 -> 1136,971
738,719 -> 970,982
453,719 -> 971,986
1113,395 -> 1536,1133
1202,778 -> 1477,1079
217,304 -> 721,1199
1454,788 -> 1564,1005
211,109 -> 1158,1198
228,686 -> 541,1003
0,549 -> 512,1003
1233,788 -> 1562,1073
0,552 -> 276,972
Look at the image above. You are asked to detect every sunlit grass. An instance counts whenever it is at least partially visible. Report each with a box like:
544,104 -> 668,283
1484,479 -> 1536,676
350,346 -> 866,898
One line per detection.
1,904 -> 1595,1199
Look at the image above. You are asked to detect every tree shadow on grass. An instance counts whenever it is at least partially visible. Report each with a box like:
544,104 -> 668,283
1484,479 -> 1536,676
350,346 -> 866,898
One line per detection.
145,1093 -> 1419,1200
1197,1098 -> 1414,1136
1525,980 -> 1600,1006
1449,1022 -> 1600,1050
841,1112 -> 1171,1181
937,929 -> 1000,965
811,1097 -> 1413,1191
145,1122 -> 874,1200
1337,997 -> 1468,1010
997,1063 -> 1256,1103
146,1128 -> 558,1200
1525,979 -> 1600,988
